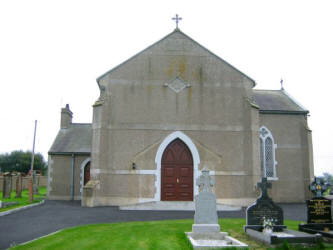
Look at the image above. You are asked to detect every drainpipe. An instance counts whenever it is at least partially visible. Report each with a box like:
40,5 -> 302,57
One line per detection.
70,154 -> 75,200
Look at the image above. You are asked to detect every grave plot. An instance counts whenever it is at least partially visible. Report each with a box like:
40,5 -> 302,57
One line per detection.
244,177 -> 321,245
299,177 -> 333,239
186,169 -> 248,249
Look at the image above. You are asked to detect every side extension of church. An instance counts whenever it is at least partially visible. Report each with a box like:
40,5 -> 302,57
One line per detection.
48,29 -> 314,207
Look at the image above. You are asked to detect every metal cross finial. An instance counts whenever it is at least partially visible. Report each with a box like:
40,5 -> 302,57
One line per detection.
172,14 -> 182,29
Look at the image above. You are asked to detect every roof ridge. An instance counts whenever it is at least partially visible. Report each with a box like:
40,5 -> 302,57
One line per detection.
281,89 -> 308,112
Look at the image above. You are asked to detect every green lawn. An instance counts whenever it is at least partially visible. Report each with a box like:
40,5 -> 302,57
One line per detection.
0,186 -> 46,212
11,219 -> 333,250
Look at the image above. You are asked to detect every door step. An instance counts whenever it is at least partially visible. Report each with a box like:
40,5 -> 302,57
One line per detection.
119,201 -> 241,211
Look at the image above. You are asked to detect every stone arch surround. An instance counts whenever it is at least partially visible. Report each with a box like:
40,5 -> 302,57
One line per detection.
154,131 -> 200,201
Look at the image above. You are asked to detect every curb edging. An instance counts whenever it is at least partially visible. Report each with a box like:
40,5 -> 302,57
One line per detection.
0,200 -> 45,216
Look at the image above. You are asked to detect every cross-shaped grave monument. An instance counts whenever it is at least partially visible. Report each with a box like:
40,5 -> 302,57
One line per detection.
186,169 -> 248,248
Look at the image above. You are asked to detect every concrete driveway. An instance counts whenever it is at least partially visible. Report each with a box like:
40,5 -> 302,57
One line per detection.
0,200 -> 306,249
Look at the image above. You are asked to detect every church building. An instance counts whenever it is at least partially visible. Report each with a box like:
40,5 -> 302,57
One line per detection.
48,27 -> 314,207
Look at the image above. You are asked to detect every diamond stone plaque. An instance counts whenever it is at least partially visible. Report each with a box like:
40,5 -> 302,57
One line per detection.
165,77 -> 189,93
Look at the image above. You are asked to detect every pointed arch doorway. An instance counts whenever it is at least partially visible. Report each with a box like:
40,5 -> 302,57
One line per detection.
161,138 -> 193,201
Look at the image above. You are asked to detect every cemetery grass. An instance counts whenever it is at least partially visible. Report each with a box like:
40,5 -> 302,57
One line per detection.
0,186 -> 46,212
11,218 -> 333,250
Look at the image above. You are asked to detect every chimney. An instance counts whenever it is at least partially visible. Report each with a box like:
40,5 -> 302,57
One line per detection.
61,104 -> 73,129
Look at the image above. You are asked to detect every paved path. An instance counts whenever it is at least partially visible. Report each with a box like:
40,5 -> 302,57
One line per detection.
0,200 -> 306,249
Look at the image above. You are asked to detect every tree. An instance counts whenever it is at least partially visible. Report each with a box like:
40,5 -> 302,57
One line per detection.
0,150 -> 47,175
322,172 -> 333,184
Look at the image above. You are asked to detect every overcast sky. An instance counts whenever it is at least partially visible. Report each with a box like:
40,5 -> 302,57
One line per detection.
0,0 -> 332,175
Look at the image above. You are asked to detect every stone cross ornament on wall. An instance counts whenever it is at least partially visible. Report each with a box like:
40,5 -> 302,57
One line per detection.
309,177 -> 329,198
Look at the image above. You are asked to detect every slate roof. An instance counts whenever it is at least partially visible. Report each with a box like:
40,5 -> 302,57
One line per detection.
49,124 -> 92,154
253,89 -> 308,114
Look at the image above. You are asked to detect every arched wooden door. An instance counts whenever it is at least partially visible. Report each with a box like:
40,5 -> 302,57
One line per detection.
84,162 -> 90,185
161,139 -> 193,201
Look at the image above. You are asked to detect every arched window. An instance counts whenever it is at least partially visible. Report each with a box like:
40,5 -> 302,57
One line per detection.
259,127 -> 277,179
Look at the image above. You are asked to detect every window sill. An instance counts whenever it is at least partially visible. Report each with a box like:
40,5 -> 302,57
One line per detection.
267,177 -> 279,181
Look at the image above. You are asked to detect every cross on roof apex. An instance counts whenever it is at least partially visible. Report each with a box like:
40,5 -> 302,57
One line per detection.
172,14 -> 182,29
280,78 -> 284,90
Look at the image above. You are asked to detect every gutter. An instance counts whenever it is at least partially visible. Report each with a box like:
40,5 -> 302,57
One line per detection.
259,110 -> 309,115
48,152 -> 90,156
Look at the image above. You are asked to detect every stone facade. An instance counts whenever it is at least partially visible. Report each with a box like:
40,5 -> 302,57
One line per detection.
48,29 -> 314,206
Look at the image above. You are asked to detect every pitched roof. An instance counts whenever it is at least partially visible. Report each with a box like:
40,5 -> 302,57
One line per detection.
96,29 -> 256,86
49,124 -> 91,154
253,89 -> 308,114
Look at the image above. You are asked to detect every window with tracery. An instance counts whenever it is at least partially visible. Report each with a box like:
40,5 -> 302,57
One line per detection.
259,126 -> 277,179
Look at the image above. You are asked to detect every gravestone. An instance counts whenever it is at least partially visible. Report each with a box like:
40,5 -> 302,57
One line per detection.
15,173 -> 22,198
245,177 -> 321,245
307,198 -> 332,224
246,177 -> 284,231
2,173 -> 12,199
186,169 -> 248,248
194,169 -> 218,227
299,177 -> 333,238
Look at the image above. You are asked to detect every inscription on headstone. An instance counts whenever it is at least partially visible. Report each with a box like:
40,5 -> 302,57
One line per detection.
246,177 -> 283,227
307,198 -> 332,224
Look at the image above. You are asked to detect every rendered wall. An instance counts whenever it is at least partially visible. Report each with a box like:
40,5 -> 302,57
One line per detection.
259,113 -> 314,202
48,154 -> 90,200
88,31 -> 260,206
